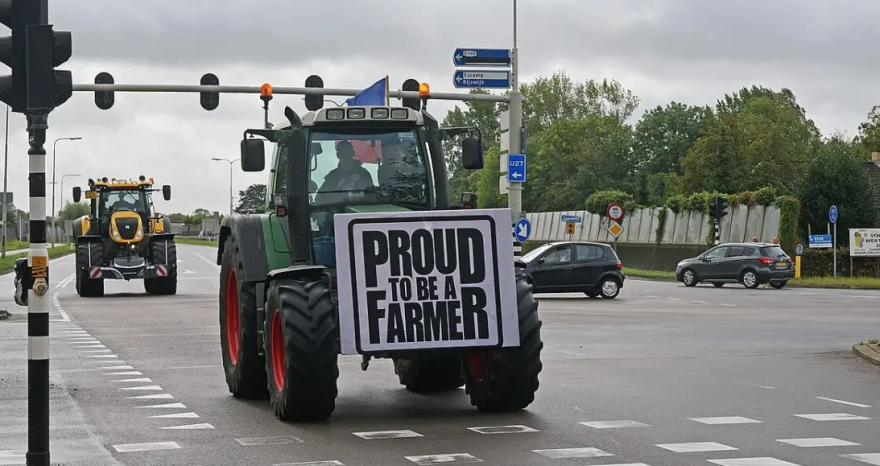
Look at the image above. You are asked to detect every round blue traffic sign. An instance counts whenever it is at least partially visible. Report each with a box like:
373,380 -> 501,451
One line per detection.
829,205 -> 838,224
514,218 -> 531,243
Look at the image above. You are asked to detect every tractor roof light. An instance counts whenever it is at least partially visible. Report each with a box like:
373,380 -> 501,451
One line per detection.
261,83 -> 273,102
418,83 -> 430,98
139,175 -> 146,181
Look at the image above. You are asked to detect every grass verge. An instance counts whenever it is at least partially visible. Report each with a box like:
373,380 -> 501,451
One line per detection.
175,237 -> 219,247
0,245 -> 75,275
623,266 -> 880,290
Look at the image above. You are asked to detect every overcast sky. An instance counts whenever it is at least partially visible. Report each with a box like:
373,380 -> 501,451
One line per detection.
3,0 -> 877,216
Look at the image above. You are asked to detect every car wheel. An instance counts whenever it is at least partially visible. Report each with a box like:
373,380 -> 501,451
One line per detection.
770,280 -> 787,289
713,282 -> 724,288
741,270 -> 759,289
599,278 -> 620,299
682,269 -> 697,287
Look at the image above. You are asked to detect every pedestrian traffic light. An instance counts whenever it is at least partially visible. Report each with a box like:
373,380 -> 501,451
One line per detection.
199,73 -> 219,111
0,0 -> 38,113
304,74 -> 323,111
401,78 -> 420,111
94,71 -> 113,110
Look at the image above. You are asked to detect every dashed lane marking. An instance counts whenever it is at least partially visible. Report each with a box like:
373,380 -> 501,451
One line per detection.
794,413 -> 871,421
88,354 -> 119,358
236,436 -> 303,446
734,381 -> 774,389
274,462 -> 344,466
657,442 -> 738,453
579,420 -> 650,429
0,450 -> 26,465
404,453 -> 483,464
816,396 -> 872,408
353,430 -> 423,439
160,423 -> 215,430
135,403 -> 187,409
776,437 -> 860,447
466,425 -> 538,434
532,447 -> 613,459
104,371 -> 143,376
709,458 -> 803,466
102,365 -> 134,370
127,394 -> 175,400
839,453 -> 880,465
118,385 -> 163,391
112,378 -> 153,383
689,416 -> 762,425
112,442 -> 181,453
149,412 -> 200,419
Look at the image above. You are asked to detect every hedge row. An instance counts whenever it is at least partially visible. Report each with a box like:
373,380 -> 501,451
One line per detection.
800,248 -> 880,277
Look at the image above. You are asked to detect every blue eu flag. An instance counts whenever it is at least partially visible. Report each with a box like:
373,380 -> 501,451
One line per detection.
346,76 -> 388,106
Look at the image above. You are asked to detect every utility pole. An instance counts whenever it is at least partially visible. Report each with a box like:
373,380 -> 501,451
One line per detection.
2,104 -> 8,258
50,136 -> 81,247
507,0 -> 524,259
211,157 -> 239,215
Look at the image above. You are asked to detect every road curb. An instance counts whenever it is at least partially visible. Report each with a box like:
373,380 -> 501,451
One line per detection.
852,343 -> 880,367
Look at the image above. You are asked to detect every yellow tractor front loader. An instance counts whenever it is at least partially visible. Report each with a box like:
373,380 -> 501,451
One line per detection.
71,176 -> 178,297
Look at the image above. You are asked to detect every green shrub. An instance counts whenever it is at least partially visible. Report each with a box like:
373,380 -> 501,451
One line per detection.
585,190 -> 639,216
800,247 -> 880,277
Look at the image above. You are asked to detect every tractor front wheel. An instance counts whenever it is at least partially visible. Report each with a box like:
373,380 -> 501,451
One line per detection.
219,234 -> 267,399
464,274 -> 543,412
264,277 -> 338,423
75,243 -> 104,298
394,356 -> 465,393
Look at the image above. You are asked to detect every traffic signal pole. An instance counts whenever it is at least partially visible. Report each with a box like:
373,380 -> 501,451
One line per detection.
507,0 -> 524,259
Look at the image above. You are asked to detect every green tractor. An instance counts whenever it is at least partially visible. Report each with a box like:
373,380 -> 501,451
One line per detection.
216,78 -> 543,423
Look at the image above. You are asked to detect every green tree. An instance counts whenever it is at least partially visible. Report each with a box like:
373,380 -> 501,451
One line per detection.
633,102 -> 715,175
59,201 -> 90,221
855,105 -> 880,159
234,184 -> 267,214
795,135 -> 878,245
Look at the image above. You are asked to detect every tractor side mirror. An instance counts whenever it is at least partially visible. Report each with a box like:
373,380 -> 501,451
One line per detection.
72,186 -> 81,203
240,138 -> 266,172
162,185 -> 171,201
462,137 -> 483,169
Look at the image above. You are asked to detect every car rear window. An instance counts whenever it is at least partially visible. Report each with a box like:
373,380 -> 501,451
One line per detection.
760,246 -> 786,257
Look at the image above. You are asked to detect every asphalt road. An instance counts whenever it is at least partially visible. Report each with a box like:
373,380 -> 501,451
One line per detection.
2,244 -> 880,466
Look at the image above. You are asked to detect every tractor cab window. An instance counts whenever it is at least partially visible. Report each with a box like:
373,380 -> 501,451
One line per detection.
308,129 -> 429,207
100,190 -> 146,215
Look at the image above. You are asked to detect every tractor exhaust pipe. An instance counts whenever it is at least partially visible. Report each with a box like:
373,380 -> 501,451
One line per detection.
283,106 -> 312,266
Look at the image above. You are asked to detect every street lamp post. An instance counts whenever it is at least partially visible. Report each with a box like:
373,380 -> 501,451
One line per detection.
51,137 -> 82,247
2,105 -> 8,258
58,174 -> 80,243
211,157 -> 240,215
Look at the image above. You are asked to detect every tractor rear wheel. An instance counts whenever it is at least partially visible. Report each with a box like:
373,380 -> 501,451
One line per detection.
219,234 -> 268,399
148,240 -> 177,295
465,274 -> 543,412
394,356 -> 465,393
75,243 -> 104,298
264,277 -> 338,422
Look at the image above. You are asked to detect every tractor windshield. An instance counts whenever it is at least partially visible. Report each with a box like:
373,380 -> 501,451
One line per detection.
308,129 -> 430,207
100,189 -> 148,215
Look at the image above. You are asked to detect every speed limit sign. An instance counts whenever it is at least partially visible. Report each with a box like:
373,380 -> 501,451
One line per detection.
607,203 -> 624,221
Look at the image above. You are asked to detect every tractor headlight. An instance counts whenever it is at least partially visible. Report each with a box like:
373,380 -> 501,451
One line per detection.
326,109 -> 344,120
135,228 -> 143,240
111,228 -> 121,240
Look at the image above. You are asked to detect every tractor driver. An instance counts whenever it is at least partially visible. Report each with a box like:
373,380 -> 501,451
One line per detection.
315,140 -> 376,205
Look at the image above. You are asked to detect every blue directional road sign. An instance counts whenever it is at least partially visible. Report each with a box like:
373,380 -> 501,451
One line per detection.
507,153 -> 526,183
561,214 -> 582,224
453,70 -> 511,89
809,234 -> 833,248
829,204 -> 838,224
453,48 -> 511,67
514,218 -> 531,243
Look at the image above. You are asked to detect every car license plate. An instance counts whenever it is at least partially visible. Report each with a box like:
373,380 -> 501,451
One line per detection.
776,261 -> 787,267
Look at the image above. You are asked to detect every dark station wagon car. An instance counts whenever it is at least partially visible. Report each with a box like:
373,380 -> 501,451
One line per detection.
675,242 -> 794,289
517,241 -> 626,299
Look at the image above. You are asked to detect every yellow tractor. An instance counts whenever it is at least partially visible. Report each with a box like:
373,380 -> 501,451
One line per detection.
71,176 -> 178,297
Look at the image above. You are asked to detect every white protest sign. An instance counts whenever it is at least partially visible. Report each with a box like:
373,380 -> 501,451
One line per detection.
333,208 -> 520,355
850,228 -> 880,257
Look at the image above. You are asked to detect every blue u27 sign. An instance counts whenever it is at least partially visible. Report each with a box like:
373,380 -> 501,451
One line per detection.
507,153 -> 526,183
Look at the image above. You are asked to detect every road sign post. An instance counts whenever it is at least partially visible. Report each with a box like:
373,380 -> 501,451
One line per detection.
830,205 -> 838,277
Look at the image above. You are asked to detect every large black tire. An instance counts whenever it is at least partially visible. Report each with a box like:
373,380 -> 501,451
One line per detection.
147,240 -> 177,295
75,243 -> 104,298
465,275 -> 543,412
394,356 -> 465,393
264,277 -> 338,422
219,234 -> 268,399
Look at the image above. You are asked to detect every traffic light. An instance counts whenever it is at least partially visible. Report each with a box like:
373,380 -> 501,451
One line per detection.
711,196 -> 729,221
94,71 -> 114,110
304,74 -> 323,111
401,78 -> 420,111
25,21 -> 72,112
199,73 -> 219,111
0,0 -> 40,113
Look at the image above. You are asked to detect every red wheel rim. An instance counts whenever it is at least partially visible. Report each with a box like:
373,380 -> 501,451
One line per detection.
466,350 -> 489,382
225,269 -> 240,365
270,308 -> 285,391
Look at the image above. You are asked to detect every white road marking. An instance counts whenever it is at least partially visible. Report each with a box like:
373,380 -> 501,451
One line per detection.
799,292 -> 816,295
691,300 -> 707,304
274,462 -> 344,466
112,378 -> 153,383
404,453 -> 483,464
734,381 -> 774,389
101,365 -> 133,370
0,450 -> 25,464
118,385 -> 163,391
532,447 -> 613,458
722,303 -> 737,307
668,297 -> 682,301
709,458 -> 804,466
816,396 -> 872,408
657,442 -> 738,453
160,423 -> 214,430
105,371 -> 142,376
112,442 -> 180,453
467,425 -> 538,434
135,403 -> 187,409
353,430 -> 423,439
852,295 -> 877,299
839,453 -> 880,465
88,354 -> 118,358
795,413 -> 870,421
579,420 -> 649,429
777,437 -> 860,447
75,344 -> 106,348
236,436 -> 303,446
126,394 -> 174,400
191,250 -> 218,268
689,416 -> 762,424
81,349 -> 112,353
149,412 -> 199,419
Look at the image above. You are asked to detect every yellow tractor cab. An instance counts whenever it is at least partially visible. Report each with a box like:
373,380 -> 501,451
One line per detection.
71,175 -> 178,297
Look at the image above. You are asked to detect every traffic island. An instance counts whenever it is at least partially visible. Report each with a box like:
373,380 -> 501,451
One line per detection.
852,341 -> 880,367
